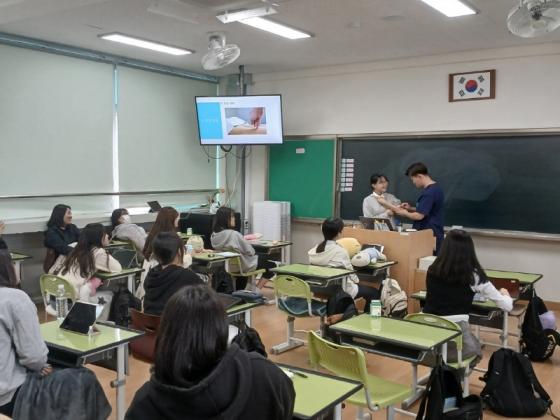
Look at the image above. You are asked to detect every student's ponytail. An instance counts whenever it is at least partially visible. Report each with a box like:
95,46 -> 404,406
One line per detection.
316,217 -> 344,253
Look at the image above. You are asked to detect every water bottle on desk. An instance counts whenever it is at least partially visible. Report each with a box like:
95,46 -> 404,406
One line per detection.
55,284 -> 68,322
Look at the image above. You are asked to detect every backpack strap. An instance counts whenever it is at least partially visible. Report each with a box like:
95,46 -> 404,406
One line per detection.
416,365 -> 438,420
514,353 -> 551,404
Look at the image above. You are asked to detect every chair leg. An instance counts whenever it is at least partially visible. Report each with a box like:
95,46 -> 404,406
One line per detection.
386,406 -> 395,420
463,371 -> 469,397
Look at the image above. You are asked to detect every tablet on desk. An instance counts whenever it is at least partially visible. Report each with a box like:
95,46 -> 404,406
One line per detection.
147,201 -> 162,212
60,301 -> 102,335
217,293 -> 242,309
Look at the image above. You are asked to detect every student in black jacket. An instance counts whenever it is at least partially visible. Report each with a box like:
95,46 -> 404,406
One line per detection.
126,285 -> 295,420
143,232 -> 204,315
44,204 -> 80,261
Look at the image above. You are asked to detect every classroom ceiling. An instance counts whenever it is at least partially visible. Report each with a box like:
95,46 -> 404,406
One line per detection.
1,0 -> 560,77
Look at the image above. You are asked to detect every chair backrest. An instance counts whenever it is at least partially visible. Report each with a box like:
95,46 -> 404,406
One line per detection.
308,331 -> 374,409
39,274 -> 77,301
405,313 -> 463,356
274,275 -> 312,301
488,277 -> 520,299
129,308 -> 162,363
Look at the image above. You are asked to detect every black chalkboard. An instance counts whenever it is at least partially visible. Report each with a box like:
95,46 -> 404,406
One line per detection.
340,135 -> 560,234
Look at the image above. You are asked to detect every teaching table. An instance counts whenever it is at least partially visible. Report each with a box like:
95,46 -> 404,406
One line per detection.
40,321 -> 143,420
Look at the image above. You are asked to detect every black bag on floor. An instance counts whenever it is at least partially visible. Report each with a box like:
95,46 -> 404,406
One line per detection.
416,362 -> 482,420
109,285 -> 141,327
231,321 -> 267,358
213,267 -> 235,294
481,348 -> 552,417
521,291 -> 560,361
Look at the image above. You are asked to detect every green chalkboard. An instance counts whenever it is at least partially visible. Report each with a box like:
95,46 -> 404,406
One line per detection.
269,139 -> 335,218
340,134 -> 560,234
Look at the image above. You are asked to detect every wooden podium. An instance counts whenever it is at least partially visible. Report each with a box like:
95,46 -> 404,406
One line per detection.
341,227 -> 435,312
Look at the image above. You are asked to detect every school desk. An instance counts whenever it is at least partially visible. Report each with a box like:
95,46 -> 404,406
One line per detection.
411,290 -> 515,349
190,252 -> 240,289
40,321 -> 143,420
355,260 -> 398,285
226,301 -> 262,327
276,364 -> 362,420
96,267 -> 144,295
106,240 -> 135,250
330,314 -> 459,408
10,251 -> 31,283
271,263 -> 355,287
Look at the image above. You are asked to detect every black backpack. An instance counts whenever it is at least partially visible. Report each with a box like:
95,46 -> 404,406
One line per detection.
109,285 -> 141,327
416,362 -> 482,420
481,348 -> 552,417
231,321 -> 267,358
521,291 -> 560,361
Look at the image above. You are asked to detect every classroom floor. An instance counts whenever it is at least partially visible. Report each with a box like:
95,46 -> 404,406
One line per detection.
17,293 -> 560,420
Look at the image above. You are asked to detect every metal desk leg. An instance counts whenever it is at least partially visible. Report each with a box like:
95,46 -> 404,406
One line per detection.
333,403 -> 342,420
245,309 -> 252,327
442,342 -> 448,363
112,344 -> 126,420
127,273 -> 135,295
501,310 -> 508,348
13,261 -> 22,283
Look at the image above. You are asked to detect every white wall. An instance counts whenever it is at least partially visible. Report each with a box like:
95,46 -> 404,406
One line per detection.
248,42 -> 560,302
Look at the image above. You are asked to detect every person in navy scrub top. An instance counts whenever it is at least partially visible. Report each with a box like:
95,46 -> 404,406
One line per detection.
377,162 -> 444,254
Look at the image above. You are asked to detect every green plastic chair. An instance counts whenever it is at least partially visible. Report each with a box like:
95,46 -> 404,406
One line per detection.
308,331 -> 413,420
271,275 -> 326,355
39,274 -> 78,321
220,246 -> 266,291
405,313 -> 478,396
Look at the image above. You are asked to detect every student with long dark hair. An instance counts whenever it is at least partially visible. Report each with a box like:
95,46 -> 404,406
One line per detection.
0,250 -> 50,417
126,285 -> 295,420
211,207 -> 275,289
50,223 -> 121,301
143,232 -> 204,315
44,204 -> 80,271
309,217 -> 380,311
138,207 -> 192,299
111,208 -> 147,253
424,229 -> 512,316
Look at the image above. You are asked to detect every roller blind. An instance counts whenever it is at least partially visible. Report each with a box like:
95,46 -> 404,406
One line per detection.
117,66 -> 218,192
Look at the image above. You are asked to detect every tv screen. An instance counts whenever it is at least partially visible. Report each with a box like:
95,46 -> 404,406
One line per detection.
195,95 -> 283,145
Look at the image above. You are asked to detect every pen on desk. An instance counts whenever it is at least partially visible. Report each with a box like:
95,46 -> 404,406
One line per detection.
287,369 -> 308,378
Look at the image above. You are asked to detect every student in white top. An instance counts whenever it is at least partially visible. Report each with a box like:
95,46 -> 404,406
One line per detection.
50,223 -> 122,318
308,218 -> 380,314
362,174 -> 401,220
111,208 -> 147,255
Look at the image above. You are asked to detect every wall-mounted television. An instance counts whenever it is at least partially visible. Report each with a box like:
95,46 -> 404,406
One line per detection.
195,95 -> 283,145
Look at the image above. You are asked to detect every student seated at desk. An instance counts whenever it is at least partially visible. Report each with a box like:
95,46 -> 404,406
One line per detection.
50,223 -> 121,304
423,230 -> 513,360
44,204 -> 80,272
126,285 -> 295,420
111,208 -> 147,255
138,207 -> 192,299
143,232 -> 204,315
211,207 -> 275,289
309,218 -> 380,313
0,249 -> 50,418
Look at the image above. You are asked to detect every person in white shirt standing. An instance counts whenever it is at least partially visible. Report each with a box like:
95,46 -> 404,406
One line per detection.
362,174 -> 401,221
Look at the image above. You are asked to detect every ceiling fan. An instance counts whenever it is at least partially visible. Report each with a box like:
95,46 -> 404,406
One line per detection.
201,32 -> 241,70
507,0 -> 560,37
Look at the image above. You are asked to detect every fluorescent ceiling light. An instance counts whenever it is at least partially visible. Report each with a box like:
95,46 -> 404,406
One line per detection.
99,33 -> 193,55
421,0 -> 476,17
216,7 -> 277,24
239,17 -> 311,39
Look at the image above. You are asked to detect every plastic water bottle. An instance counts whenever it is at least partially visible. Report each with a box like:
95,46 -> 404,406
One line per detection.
55,284 -> 68,322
